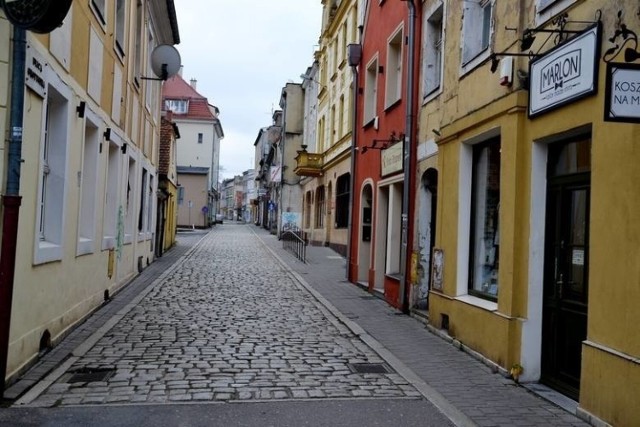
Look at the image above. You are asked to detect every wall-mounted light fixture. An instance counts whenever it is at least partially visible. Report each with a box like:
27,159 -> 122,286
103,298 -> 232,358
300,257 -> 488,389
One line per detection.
76,101 -> 86,118
121,143 -> 127,154
347,43 -> 362,67
103,127 -> 111,141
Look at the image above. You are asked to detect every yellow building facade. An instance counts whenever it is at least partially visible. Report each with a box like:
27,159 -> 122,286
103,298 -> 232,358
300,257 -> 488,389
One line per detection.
417,1 -> 639,425
296,0 -> 358,256
1,2 -> 178,384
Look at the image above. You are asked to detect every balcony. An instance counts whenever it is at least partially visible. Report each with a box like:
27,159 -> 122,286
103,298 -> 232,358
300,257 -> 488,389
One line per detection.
294,147 -> 323,177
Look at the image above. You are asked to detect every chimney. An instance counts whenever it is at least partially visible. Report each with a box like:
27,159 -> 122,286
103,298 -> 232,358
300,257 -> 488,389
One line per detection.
190,78 -> 197,90
178,65 -> 183,76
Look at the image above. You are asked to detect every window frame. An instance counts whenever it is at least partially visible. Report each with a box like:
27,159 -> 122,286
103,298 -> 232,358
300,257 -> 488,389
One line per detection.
90,0 -> 107,27
335,173 -> 351,229
468,137 -> 501,302
77,109 -> 101,256
363,55 -> 379,125
34,73 -> 71,265
385,24 -> 404,109
114,0 -> 126,59
315,186 -> 325,229
422,2 -> 445,102
460,0 -> 494,75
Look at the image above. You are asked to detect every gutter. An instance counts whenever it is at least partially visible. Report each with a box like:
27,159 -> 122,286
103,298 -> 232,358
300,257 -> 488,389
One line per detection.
166,0 -> 181,44
399,0 -> 417,313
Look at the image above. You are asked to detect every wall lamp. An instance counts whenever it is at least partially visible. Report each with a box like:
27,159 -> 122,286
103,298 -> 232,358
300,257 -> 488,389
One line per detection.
360,131 -> 404,154
347,43 -> 362,67
76,101 -> 86,118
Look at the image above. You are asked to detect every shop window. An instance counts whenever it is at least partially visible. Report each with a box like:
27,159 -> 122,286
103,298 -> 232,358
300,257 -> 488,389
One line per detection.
125,156 -> 137,244
422,3 -> 444,99
138,168 -> 148,233
315,186 -> 325,229
385,182 -> 403,276
305,191 -> 312,229
364,56 -> 378,125
385,26 -> 403,108
335,173 -> 350,228
461,0 -> 493,67
77,113 -> 100,256
469,138 -> 501,300
35,82 -> 70,264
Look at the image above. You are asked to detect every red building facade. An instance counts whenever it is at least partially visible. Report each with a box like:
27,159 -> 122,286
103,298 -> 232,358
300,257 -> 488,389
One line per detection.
348,0 -> 421,310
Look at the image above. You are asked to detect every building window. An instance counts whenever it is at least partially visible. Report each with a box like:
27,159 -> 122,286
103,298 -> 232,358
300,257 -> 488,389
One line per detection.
125,156 -> 137,243
385,182 -> 403,276
385,26 -> 403,108
139,168 -> 148,232
102,140 -> 120,249
133,0 -> 143,86
35,83 -> 70,264
198,132 -> 203,144
469,138 -> 501,300
146,174 -> 154,234
335,173 -> 350,228
461,0 -> 493,66
115,0 -> 125,56
165,99 -> 188,114
330,106 -> 336,144
364,56 -> 378,124
177,186 -> 184,205
318,116 -> 326,152
91,0 -> 106,25
422,3 -> 444,98
305,191 -> 312,229
338,96 -> 344,138
77,114 -> 100,256
315,186 -> 325,229
536,0 -> 577,25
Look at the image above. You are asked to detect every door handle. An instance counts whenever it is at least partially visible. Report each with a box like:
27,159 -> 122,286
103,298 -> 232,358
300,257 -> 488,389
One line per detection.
557,273 -> 564,299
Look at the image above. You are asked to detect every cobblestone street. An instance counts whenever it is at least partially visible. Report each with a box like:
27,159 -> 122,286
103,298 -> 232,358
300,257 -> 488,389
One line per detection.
28,226 -> 420,406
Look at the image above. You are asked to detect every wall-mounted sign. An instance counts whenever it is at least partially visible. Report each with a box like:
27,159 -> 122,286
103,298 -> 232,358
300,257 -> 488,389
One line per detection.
529,23 -> 601,118
381,141 -> 403,177
604,62 -> 640,123
25,44 -> 48,99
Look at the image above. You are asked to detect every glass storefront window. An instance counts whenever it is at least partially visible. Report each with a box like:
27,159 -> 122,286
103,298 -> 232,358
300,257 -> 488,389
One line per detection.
469,138 -> 501,300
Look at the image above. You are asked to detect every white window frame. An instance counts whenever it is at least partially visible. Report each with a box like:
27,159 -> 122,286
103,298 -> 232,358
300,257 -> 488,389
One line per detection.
363,54 -> 379,125
422,1 -> 445,102
34,73 -> 71,264
535,0 -> 578,26
460,0 -> 494,75
145,24 -> 157,112
138,167 -> 148,241
385,24 -> 404,109
114,0 -> 126,59
90,0 -> 107,27
124,152 -> 138,245
76,109 -> 101,256
102,136 -> 122,250
133,0 -> 143,88
455,128 -> 501,312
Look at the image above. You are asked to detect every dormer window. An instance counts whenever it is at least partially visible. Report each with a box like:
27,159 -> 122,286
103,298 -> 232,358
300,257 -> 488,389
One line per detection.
165,99 -> 188,114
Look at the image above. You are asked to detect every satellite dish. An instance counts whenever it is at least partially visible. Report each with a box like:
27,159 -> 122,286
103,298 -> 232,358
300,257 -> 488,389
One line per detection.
150,45 -> 181,80
0,0 -> 73,34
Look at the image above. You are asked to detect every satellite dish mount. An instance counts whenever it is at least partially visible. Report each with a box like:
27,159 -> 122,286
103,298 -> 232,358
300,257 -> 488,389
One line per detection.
140,44 -> 181,81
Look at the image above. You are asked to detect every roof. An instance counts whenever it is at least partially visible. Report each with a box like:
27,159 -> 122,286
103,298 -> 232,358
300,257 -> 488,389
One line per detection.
177,166 -> 210,175
162,74 -> 215,120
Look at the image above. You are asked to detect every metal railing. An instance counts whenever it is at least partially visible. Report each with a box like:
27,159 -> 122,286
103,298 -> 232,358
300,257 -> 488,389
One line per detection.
281,227 -> 308,263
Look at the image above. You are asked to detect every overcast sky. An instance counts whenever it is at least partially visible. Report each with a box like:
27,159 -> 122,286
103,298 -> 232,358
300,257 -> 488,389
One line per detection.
174,0 -> 322,180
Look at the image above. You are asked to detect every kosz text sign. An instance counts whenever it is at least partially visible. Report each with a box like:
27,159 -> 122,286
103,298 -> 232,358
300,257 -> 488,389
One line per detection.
604,63 -> 640,123
529,23 -> 600,118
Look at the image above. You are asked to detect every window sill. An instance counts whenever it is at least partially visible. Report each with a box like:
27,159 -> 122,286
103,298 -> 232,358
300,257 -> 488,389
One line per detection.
422,85 -> 442,105
454,294 -> 498,312
385,272 -> 401,281
102,236 -> 116,250
34,240 -> 63,265
76,238 -> 95,256
460,48 -> 491,78
384,98 -> 402,113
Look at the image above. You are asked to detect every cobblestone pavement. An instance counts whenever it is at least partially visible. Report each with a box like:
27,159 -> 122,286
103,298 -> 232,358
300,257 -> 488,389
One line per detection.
27,226 -> 421,406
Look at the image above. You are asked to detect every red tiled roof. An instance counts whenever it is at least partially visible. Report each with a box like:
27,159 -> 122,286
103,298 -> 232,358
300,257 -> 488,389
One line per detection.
162,74 -> 215,120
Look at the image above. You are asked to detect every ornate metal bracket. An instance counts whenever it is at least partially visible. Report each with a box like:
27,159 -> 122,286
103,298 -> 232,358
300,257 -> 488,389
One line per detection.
603,10 -> 640,63
360,131 -> 404,154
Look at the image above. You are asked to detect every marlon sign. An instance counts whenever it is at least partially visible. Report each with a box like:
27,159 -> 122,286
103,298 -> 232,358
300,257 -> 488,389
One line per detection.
529,23 -> 600,118
604,63 -> 640,123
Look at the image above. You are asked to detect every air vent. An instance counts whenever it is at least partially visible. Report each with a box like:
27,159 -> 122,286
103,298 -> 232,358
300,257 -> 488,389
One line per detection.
63,368 -> 115,384
348,363 -> 390,374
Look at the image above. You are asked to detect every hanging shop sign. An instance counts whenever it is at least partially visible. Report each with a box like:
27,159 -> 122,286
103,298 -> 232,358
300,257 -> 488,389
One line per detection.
529,23 -> 601,118
381,141 -> 403,177
604,62 -> 640,123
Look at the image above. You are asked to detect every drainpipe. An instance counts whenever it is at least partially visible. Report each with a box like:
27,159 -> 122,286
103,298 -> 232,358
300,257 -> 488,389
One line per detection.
399,0 -> 416,313
346,62 -> 358,280
0,27 -> 26,396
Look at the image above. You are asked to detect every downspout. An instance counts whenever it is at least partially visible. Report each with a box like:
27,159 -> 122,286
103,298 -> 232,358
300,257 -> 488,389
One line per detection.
399,0 -> 416,313
0,27 -> 26,395
346,63 -> 358,279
